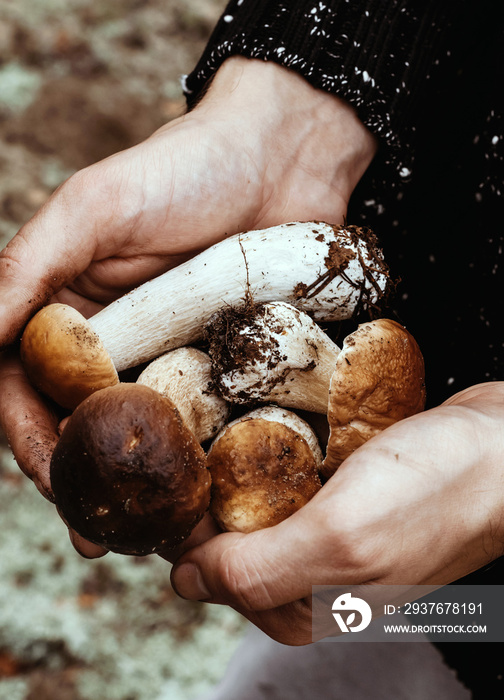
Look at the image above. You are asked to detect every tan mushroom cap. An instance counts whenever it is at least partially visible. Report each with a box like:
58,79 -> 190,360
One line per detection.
208,408 -> 322,533
20,303 -> 119,410
322,318 -> 426,478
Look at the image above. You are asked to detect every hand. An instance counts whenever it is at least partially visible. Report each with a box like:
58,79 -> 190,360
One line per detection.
0,56 -> 376,555
170,382 -> 504,644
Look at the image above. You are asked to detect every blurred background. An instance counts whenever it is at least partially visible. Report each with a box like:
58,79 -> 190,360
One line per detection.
0,1 -> 248,698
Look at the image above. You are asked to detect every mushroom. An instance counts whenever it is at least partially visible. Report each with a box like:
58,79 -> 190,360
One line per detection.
136,347 -> 230,443
206,305 -> 425,472
20,303 -> 119,410
321,318 -> 426,478
207,406 -> 323,533
50,383 -> 211,555
21,221 -> 391,409
206,301 -> 341,413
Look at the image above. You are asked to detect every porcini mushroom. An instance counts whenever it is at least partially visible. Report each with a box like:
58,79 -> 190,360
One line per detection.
321,318 -> 426,478
207,406 -> 323,533
21,222 -> 391,409
50,383 -> 211,555
206,301 -> 341,413
136,347 -> 230,443
20,303 -> 119,410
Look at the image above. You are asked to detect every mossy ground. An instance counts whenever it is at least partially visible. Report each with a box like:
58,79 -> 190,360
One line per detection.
0,445 -> 246,700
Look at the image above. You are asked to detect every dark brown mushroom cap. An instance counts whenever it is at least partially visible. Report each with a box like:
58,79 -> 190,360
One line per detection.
322,318 -> 426,477
20,303 -> 119,410
208,415 -> 322,533
50,383 -> 211,555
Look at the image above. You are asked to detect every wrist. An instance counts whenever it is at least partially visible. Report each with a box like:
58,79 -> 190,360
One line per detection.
194,57 -> 377,225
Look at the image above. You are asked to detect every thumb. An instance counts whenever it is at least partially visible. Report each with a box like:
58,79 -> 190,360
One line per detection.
170,500 -> 353,612
0,174 -> 100,348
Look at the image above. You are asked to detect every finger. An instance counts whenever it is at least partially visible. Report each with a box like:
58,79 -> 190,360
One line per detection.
65,251 -> 197,306
51,287 -> 105,319
241,597 -> 317,646
0,350 -> 60,501
169,528 -> 308,611
170,535 -> 326,645
68,528 -> 108,559
169,486 -> 371,612
0,177 -> 100,348
157,512 -> 222,564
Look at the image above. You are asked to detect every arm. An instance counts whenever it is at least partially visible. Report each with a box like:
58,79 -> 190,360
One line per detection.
184,0 -> 454,181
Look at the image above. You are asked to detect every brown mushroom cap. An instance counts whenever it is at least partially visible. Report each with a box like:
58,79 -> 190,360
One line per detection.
20,303 -> 119,410
322,318 -> 426,477
50,383 -> 211,555
208,408 -> 322,533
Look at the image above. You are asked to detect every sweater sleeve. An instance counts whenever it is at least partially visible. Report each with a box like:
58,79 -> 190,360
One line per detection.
182,0 -> 454,182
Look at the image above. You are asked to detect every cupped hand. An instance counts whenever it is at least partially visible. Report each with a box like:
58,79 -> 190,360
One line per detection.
0,56 -> 376,555
170,382 -> 504,644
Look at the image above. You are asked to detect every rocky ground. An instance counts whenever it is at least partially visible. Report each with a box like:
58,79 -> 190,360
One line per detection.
0,1 -> 249,699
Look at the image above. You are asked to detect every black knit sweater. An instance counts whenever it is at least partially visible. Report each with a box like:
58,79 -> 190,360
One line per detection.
183,2 -> 504,696
184,1 -> 450,182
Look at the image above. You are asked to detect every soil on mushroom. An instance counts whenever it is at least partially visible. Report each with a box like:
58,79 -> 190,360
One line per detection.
293,225 -> 394,317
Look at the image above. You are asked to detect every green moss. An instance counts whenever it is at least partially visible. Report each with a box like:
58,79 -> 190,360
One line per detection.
0,63 -> 42,112
0,678 -> 28,700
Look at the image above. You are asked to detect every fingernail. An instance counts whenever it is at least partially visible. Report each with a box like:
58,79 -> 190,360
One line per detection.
68,528 -> 87,557
171,562 -> 211,601
68,529 -> 107,559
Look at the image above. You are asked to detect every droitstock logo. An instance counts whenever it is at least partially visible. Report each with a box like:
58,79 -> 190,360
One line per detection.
332,592 -> 373,633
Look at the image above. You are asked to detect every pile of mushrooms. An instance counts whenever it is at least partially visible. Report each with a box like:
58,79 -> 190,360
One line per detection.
20,221 -> 425,554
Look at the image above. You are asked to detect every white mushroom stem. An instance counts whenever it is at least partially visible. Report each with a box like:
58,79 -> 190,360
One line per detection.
208,301 -> 341,414
136,347 -> 230,443
88,221 -> 390,372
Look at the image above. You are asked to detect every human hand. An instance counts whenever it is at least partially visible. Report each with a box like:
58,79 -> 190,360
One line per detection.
0,56 -> 376,555
170,382 -> 504,644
